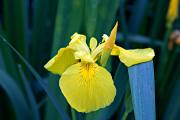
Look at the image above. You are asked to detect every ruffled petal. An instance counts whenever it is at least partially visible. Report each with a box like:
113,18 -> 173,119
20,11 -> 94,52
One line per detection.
69,33 -> 95,63
118,48 -> 155,67
44,48 -> 77,75
69,33 -> 90,53
60,62 -> 116,113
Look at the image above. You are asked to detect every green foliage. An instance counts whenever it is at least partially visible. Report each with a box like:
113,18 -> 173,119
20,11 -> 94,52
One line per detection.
0,69 -> 30,120
0,0 -> 180,120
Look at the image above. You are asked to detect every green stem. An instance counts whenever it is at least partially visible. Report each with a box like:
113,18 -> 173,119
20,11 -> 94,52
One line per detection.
156,26 -> 172,119
160,46 -> 178,93
157,26 -> 172,91
71,108 -> 76,120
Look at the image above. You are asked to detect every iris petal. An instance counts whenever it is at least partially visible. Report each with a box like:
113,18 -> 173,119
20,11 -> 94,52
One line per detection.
118,47 -> 155,67
111,45 -> 155,67
69,33 -> 90,53
44,48 -> 77,75
60,62 -> 116,113
111,45 -> 121,56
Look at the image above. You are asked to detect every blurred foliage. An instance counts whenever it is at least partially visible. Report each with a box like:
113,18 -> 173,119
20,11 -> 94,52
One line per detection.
0,0 -> 179,120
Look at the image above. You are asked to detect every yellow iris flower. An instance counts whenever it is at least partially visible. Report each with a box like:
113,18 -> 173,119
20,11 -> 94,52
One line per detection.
44,22 -> 155,113
44,24 -> 118,113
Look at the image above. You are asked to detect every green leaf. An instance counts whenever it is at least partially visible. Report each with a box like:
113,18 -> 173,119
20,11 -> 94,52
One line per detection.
3,0 -> 27,56
121,87 -> 133,120
45,75 -> 68,120
119,0 -> 128,34
156,27 -> 172,94
157,55 -> 180,119
0,69 -> 30,120
0,35 -> 70,120
149,0 -> 169,40
51,0 -> 83,54
18,65 -> 40,120
128,0 -> 150,33
31,0 -> 58,75
85,0 -> 100,38
116,33 -> 162,47
95,0 -> 119,39
128,61 -> 156,120
163,78 -> 180,120
2,0 -> 28,85
0,31 -> 20,80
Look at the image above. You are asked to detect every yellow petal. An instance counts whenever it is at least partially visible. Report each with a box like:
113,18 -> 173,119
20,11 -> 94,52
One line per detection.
118,48 -> 155,67
44,48 -> 77,75
60,62 -> 116,113
74,51 -> 94,63
111,45 -> 121,56
90,37 -> 97,51
69,33 -> 90,53
91,43 -> 105,61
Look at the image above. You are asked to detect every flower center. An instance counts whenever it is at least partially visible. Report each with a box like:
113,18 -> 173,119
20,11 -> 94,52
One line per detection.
80,63 -> 96,80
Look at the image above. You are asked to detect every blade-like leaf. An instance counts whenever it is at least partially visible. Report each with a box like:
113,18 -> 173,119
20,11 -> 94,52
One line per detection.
156,27 -> 172,94
31,0 -> 58,75
0,35 -> 70,120
128,61 -> 156,120
163,62 -> 180,120
149,0 -> 169,40
163,81 -> 180,120
85,0 -> 100,38
116,32 -> 162,47
18,65 -> 40,120
121,87 -> 133,120
128,0 -> 150,33
94,0 -> 119,39
2,0 -> 27,55
51,0 -> 83,54
0,69 -> 30,120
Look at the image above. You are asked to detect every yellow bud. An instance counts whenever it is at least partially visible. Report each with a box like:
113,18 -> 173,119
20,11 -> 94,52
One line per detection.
167,0 -> 179,26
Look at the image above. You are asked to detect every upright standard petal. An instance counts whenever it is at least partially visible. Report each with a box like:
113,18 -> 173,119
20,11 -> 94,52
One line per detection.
69,33 -> 90,53
60,62 -> 116,113
44,48 -> 77,75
